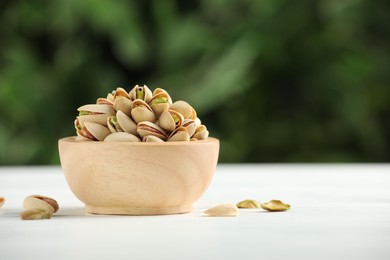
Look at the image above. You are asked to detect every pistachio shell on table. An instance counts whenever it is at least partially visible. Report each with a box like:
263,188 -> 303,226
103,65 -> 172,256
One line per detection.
131,99 -> 156,124
170,101 -> 197,120
21,209 -> 51,220
192,125 -> 209,140
167,127 -> 190,142
82,122 -> 111,141
107,116 -> 123,133
116,110 -> 137,135
260,200 -> 290,212
23,195 -> 59,214
129,85 -> 153,103
113,87 -> 130,99
137,121 -> 167,141
104,132 -> 141,142
236,199 -> 261,208
113,96 -> 133,116
0,197 -> 5,208
142,135 -> 165,142
158,110 -> 184,132
182,119 -> 197,137
204,204 -> 239,217
148,91 -> 171,118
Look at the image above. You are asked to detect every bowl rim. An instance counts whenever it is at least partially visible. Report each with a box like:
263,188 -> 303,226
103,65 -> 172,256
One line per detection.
59,136 -> 219,146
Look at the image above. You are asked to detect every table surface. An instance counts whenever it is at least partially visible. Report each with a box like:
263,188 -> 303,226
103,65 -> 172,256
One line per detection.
1,164 -> 390,260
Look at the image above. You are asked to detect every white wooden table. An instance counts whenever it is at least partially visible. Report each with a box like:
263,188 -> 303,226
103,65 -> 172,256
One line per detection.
1,164 -> 389,260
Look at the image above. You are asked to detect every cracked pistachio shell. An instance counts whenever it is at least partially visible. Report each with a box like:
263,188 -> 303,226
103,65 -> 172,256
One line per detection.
260,200 -> 290,212
204,204 -> 239,217
148,92 -> 171,118
131,99 -> 156,123
23,195 -> 59,214
96,98 -> 114,106
104,132 -> 140,142
84,121 -> 111,141
129,85 -> 153,102
142,135 -> 165,142
168,127 -> 190,142
137,121 -> 167,141
236,200 -> 261,208
193,125 -> 209,140
117,110 -> 137,135
107,116 -> 123,133
182,119 -> 196,137
77,114 -> 110,127
114,87 -> 130,99
75,119 -> 97,140
0,197 -> 5,208
77,104 -> 115,116
170,101 -> 197,120
159,110 -> 184,132
114,96 -> 133,116
153,88 -> 173,104
195,117 -> 202,128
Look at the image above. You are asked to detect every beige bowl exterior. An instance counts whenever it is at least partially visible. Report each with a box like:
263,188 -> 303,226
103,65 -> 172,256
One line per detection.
58,137 -> 219,215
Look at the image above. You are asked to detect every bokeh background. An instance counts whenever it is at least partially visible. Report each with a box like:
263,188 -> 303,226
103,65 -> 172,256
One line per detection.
1,0 -> 389,165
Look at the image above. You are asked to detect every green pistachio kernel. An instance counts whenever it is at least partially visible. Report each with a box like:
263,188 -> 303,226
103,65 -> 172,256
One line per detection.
136,87 -> 145,100
79,111 -> 93,116
150,97 -> 168,105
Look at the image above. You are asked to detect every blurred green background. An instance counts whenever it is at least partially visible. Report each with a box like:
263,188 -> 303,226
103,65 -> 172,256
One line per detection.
1,0 -> 389,164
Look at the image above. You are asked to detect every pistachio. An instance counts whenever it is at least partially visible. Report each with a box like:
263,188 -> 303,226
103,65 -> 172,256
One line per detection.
73,85 -> 211,142
204,204 -> 239,217
104,132 -> 140,142
236,199 -> 261,208
260,200 -> 290,212
20,209 -> 52,220
23,195 -> 59,214
0,196 -> 5,208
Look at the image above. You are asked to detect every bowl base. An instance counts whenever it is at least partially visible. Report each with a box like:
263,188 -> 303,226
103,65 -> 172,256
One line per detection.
86,204 -> 193,215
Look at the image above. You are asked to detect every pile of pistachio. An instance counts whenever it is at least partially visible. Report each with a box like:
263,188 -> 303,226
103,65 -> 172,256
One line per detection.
74,85 -> 209,142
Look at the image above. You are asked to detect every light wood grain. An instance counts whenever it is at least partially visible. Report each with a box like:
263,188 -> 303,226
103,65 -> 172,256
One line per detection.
58,137 -> 219,215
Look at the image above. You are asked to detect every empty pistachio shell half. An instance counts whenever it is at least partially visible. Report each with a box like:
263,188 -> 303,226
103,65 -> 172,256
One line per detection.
0,196 -> 5,208
104,132 -> 141,142
236,199 -> 261,208
204,204 -> 239,217
260,200 -> 290,212
23,195 -> 59,214
21,209 -> 52,220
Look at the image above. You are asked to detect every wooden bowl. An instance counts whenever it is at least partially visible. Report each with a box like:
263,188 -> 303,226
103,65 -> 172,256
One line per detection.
58,137 -> 219,215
